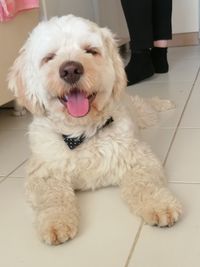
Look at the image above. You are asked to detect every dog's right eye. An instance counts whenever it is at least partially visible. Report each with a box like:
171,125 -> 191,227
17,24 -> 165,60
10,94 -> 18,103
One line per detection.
41,53 -> 56,65
84,47 -> 100,56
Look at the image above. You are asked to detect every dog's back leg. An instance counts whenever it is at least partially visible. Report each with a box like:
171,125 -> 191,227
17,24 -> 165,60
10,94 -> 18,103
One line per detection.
130,95 -> 175,129
130,95 -> 158,129
147,96 -> 175,112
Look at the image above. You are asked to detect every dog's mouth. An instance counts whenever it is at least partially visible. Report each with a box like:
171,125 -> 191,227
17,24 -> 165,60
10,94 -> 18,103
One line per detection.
59,88 -> 96,118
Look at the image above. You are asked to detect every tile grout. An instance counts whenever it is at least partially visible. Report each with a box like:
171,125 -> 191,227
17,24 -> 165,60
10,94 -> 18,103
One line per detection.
7,159 -> 28,177
163,66 -> 200,167
7,176 -> 25,179
123,220 -> 144,267
171,127 -> 200,130
0,128 -> 29,131
0,159 -> 27,184
169,181 -> 200,185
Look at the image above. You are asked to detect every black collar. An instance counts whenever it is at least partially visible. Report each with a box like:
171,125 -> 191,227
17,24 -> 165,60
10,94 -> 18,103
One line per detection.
63,117 -> 114,150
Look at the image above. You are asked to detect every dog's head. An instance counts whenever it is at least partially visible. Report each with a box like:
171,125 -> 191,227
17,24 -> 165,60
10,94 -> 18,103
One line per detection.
8,15 -> 127,122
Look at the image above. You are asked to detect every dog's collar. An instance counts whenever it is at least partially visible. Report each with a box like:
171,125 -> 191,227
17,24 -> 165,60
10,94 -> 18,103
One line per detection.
62,117 -> 114,150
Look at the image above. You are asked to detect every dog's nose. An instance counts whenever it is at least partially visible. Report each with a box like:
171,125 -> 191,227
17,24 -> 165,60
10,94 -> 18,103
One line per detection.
59,61 -> 84,84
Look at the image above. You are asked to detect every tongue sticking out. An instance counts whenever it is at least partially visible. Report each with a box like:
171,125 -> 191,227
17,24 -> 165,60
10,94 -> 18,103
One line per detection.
66,90 -> 89,117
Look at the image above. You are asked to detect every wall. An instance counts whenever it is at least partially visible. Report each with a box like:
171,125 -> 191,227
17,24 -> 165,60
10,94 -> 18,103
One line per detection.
43,0 -> 95,21
0,9 -> 39,106
42,0 -> 129,40
172,0 -> 199,33
93,0 -> 129,40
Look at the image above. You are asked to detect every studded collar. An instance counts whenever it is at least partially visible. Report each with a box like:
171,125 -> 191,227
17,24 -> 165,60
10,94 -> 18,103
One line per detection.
62,117 -> 114,150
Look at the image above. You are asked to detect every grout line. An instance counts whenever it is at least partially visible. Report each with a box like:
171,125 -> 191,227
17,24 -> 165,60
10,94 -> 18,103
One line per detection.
7,159 -> 28,177
163,66 -> 200,167
0,159 -> 27,184
124,220 -> 144,267
169,181 -> 200,185
0,176 -> 9,184
174,127 -> 200,130
7,176 -> 25,179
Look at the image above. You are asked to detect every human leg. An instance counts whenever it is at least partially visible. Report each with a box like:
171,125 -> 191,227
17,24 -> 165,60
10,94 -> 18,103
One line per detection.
120,0 -> 154,85
151,0 -> 172,73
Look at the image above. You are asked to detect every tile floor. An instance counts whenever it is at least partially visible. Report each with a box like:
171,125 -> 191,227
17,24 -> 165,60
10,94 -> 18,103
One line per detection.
0,46 -> 200,267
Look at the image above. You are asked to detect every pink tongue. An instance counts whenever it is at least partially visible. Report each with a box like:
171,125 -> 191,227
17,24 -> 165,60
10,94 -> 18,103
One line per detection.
66,91 -> 89,117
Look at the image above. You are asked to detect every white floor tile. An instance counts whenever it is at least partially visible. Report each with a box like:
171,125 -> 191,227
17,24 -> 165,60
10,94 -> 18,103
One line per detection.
166,128 -> 200,183
0,179 -> 140,267
139,59 -> 200,83
157,59 -> 199,83
180,70 -> 200,128
0,130 -> 30,176
127,81 -> 192,128
0,109 -> 32,130
127,183 -> 200,267
141,128 -> 175,163
168,46 -> 200,63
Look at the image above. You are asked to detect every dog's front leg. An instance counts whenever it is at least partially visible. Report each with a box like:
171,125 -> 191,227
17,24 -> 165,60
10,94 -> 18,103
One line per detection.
120,140 -> 182,227
26,168 -> 79,245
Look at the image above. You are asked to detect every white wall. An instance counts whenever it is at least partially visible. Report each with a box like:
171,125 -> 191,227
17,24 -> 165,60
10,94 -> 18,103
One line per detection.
93,0 -> 129,39
0,10 -> 39,106
41,0 -> 129,39
43,0 -> 95,21
172,0 -> 199,33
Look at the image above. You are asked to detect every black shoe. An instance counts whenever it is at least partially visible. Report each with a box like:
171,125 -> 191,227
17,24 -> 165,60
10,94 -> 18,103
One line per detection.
151,47 -> 169,73
125,49 -> 154,86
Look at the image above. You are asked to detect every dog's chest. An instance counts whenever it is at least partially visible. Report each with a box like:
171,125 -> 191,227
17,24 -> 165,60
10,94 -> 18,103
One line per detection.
65,132 -> 133,190
30,116 -> 135,190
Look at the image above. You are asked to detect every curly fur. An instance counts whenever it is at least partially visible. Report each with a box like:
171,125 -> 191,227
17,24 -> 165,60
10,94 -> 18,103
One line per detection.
8,15 -> 182,245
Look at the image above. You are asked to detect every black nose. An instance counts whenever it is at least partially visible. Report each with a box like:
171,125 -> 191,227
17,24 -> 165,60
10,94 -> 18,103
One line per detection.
59,61 -> 84,84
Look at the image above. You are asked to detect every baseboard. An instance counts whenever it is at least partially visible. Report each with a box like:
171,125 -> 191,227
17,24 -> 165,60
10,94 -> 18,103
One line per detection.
168,32 -> 200,47
118,32 -> 200,48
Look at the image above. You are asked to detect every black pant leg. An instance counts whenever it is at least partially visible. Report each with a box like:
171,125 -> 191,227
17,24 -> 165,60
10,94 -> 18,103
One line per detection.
152,0 -> 172,40
120,0 -> 153,50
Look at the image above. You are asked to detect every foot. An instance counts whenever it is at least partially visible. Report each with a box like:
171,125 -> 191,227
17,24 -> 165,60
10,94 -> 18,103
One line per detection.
151,47 -> 169,73
140,188 -> 182,227
36,206 -> 79,245
125,49 -> 154,86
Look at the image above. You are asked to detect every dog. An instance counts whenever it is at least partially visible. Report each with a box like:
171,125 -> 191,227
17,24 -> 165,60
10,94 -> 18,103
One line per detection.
8,15 -> 182,245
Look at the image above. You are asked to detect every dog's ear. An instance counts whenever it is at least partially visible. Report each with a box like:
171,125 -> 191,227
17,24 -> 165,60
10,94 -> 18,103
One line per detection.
101,28 -> 127,99
8,47 -> 45,115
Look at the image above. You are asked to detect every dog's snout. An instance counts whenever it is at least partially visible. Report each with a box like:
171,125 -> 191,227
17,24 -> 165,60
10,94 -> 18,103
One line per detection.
59,61 -> 84,84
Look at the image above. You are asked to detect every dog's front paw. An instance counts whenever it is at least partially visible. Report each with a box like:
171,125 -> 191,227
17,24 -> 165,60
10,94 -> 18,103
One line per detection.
143,204 -> 182,227
141,193 -> 182,227
36,207 -> 79,245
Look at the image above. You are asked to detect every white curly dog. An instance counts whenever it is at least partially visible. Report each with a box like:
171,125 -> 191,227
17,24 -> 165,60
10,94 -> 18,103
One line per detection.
8,15 -> 182,245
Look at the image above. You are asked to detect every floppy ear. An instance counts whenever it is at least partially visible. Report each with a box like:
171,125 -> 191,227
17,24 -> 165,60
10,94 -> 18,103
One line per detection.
8,47 -> 45,115
101,28 -> 127,99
